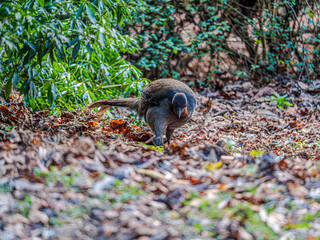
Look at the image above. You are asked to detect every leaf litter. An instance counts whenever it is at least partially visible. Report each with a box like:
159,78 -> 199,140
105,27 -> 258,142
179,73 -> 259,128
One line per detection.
0,82 -> 320,239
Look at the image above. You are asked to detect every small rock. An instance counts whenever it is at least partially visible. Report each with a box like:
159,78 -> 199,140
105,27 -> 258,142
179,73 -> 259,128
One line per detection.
42,229 -> 56,239
238,227 -> 254,240
287,182 -> 309,199
223,84 -> 242,92
5,214 -> 29,224
309,188 -> 320,200
74,177 -> 94,189
0,193 -> 15,214
148,201 -> 167,210
242,82 -> 253,90
29,209 -> 49,224
92,175 -> 116,195
113,165 -> 133,180
104,210 -> 119,219
7,129 -> 21,143
41,208 -> 56,218
81,161 -> 105,172
91,208 -> 105,221
14,179 -> 44,192
102,223 -> 119,236
254,86 -> 274,98
275,171 -> 297,183
253,109 -> 279,119
2,223 -> 24,239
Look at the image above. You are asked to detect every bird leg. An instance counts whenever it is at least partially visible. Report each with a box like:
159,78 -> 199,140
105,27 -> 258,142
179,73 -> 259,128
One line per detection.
146,107 -> 167,146
165,128 -> 174,145
153,123 -> 166,146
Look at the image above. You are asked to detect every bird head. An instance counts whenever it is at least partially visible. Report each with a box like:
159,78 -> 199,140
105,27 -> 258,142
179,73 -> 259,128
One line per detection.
172,93 -> 188,118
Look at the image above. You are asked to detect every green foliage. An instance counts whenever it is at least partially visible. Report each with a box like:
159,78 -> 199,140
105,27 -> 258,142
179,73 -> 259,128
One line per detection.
0,0 -> 148,111
114,180 -> 144,202
34,166 -> 81,188
250,150 -> 264,157
196,199 -> 278,239
270,92 -> 293,109
16,196 -> 32,217
142,143 -> 164,151
123,0 -> 318,82
225,140 -> 238,152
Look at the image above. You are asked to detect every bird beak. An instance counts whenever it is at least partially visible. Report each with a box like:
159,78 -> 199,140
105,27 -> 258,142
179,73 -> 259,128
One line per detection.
177,108 -> 182,118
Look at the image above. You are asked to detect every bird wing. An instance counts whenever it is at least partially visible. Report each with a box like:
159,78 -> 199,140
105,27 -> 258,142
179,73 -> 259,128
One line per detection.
141,79 -> 189,103
140,78 -> 197,117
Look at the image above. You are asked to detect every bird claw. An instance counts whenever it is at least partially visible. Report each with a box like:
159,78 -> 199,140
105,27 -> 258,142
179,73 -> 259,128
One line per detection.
153,137 -> 163,146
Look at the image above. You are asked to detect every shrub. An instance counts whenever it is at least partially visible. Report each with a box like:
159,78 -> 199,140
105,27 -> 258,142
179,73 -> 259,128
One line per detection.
123,0 -> 319,84
0,0 -> 148,111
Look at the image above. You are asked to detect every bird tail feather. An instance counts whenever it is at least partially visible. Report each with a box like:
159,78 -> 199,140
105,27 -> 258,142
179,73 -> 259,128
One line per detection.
87,98 -> 140,120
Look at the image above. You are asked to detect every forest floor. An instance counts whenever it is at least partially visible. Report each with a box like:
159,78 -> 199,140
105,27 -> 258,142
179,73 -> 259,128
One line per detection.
0,81 -> 320,240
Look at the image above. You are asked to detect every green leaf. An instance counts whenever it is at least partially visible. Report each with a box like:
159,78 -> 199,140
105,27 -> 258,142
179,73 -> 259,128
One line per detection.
49,50 -> 54,65
119,15 -> 124,26
82,91 -> 90,101
48,83 -> 58,108
0,0 -> 141,111
25,41 -> 36,52
29,81 -> 37,99
86,43 -> 93,55
76,4 -> 84,18
308,12 -> 315,18
51,84 -> 57,100
24,79 -> 30,96
43,81 -> 50,90
3,37 -> 18,51
37,43 -> 43,66
12,72 -> 19,88
86,4 -> 96,24
5,78 -> 12,99
99,32 -> 105,48
38,0 -> 45,7
72,41 -> 81,59
98,0 -> 104,14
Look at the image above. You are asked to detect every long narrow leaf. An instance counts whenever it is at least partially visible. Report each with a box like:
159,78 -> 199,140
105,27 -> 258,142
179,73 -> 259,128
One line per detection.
12,72 -> 19,88
72,41 -> 81,59
86,4 -> 96,24
5,78 -> 12,99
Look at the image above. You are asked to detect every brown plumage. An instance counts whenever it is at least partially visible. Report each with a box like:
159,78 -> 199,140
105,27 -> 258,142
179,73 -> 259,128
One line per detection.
87,78 -> 197,145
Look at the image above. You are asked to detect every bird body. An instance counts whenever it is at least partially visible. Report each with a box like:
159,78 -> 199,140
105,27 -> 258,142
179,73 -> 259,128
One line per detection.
87,78 -> 197,145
